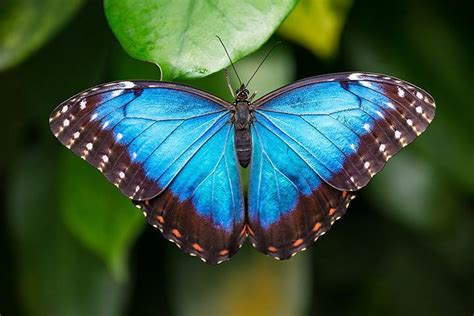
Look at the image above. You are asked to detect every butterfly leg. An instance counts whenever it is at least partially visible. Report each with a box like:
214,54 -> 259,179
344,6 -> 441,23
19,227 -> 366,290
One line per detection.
224,68 -> 236,99
248,91 -> 258,103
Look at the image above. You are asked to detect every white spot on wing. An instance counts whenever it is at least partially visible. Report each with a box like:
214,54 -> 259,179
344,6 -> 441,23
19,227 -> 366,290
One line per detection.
63,119 -> 70,127
348,73 -> 363,80
394,130 -> 401,139
416,106 -> 423,114
379,144 -> 386,152
110,90 -> 123,98
397,87 -> 405,97
86,143 -> 93,150
364,162 -> 370,169
416,91 -> 423,99
73,131 -> 80,139
363,123 -> 370,131
119,171 -> 125,179
121,81 -> 135,89
61,105 -> 68,113
91,113 -> 98,120
103,121 -> 109,128
376,110 -> 384,118
406,119 -> 413,126
80,100 -> 87,110
359,81 -> 373,88
116,133 -> 123,140
102,155 -> 109,163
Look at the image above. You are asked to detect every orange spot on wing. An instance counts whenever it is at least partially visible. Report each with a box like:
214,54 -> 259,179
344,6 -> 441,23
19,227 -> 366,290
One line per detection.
156,215 -> 164,224
313,222 -> 322,232
342,191 -> 347,198
192,243 -> 203,252
219,249 -> 229,256
328,208 -> 337,216
268,246 -> 278,253
171,229 -> 182,238
293,239 -> 304,247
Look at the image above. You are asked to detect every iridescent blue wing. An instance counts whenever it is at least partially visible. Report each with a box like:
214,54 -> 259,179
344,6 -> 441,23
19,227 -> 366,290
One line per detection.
50,81 -> 245,264
247,72 -> 435,259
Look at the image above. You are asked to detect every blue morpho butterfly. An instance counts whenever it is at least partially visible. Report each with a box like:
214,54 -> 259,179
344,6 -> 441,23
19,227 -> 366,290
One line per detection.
49,42 -> 435,265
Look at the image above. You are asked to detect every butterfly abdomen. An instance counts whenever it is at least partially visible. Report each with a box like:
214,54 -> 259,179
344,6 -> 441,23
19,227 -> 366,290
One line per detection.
234,128 -> 252,167
233,101 -> 252,168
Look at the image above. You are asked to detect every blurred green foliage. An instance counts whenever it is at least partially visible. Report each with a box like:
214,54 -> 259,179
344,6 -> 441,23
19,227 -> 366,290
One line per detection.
0,0 -> 84,71
279,0 -> 352,58
0,0 -> 472,315
59,150 -> 144,281
8,148 -> 127,316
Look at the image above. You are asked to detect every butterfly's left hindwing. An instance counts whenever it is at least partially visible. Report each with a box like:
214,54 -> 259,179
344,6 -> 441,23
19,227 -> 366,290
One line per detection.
49,81 -> 245,264
248,72 -> 435,258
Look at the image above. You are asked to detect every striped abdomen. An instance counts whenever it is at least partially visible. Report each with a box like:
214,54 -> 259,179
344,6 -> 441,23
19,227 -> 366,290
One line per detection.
234,128 -> 252,168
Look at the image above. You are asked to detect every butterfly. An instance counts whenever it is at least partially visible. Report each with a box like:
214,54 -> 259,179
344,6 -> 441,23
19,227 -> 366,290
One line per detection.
49,71 -> 435,264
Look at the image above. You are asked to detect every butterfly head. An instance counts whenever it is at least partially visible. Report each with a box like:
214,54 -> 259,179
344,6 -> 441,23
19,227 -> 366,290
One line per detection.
235,84 -> 250,102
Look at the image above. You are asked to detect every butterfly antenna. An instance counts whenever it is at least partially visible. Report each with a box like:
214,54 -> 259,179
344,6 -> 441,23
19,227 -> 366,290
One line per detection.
216,35 -> 242,86
245,41 -> 281,88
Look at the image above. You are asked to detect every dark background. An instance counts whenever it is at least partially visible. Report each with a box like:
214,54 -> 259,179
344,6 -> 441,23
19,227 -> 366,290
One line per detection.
0,0 -> 472,315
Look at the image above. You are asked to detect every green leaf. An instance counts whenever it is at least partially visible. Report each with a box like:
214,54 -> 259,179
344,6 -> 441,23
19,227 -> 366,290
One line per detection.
104,0 -> 297,80
59,151 -> 144,281
278,0 -> 352,58
0,0 -> 83,71
7,148 -> 127,316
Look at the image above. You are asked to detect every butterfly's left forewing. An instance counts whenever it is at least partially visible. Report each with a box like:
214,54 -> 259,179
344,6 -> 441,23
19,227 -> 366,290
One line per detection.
50,81 -> 245,264
247,72 -> 435,258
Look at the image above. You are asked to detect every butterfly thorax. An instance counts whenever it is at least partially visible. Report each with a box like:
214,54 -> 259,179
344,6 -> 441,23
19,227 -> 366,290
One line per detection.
232,86 -> 253,168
